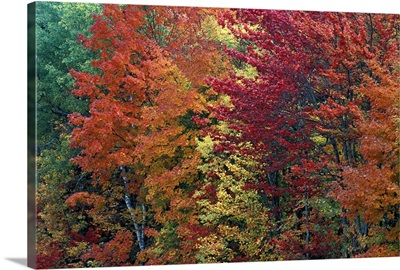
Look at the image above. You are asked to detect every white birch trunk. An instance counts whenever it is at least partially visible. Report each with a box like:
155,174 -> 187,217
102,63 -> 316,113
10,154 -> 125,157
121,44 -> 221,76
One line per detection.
123,195 -> 145,251
120,166 -> 146,251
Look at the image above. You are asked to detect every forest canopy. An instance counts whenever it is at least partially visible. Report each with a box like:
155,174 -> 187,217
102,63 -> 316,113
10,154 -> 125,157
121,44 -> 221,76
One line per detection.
34,2 -> 399,268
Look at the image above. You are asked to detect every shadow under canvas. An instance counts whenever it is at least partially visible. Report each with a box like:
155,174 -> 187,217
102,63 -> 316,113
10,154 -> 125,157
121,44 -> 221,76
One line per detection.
6,258 -> 27,267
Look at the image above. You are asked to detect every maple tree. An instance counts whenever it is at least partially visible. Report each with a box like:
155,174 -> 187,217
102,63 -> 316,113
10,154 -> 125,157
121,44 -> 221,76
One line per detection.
208,9 -> 335,259
288,12 -> 400,257
207,9 -> 399,259
66,4 -> 231,266
321,13 -> 400,256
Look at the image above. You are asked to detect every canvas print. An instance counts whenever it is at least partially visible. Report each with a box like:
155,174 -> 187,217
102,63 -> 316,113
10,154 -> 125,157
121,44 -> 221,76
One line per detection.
28,1 -> 399,269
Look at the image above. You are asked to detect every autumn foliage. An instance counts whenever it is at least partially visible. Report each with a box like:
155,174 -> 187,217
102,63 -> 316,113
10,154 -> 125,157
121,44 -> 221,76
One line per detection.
35,3 -> 399,268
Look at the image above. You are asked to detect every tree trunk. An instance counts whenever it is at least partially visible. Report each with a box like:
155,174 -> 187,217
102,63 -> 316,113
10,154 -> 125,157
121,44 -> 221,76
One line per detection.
120,166 -> 146,253
267,171 -> 282,221
305,203 -> 310,259
331,138 -> 341,164
341,208 -> 350,258
123,196 -> 146,251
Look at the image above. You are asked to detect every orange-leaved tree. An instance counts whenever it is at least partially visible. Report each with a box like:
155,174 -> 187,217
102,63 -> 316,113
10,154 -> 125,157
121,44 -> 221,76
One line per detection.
331,13 -> 400,256
289,12 -> 399,257
67,4 -> 230,266
68,4 -> 199,265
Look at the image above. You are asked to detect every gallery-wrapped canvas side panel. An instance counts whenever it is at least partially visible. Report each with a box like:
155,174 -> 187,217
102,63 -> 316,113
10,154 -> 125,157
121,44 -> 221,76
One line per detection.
27,2 -> 37,269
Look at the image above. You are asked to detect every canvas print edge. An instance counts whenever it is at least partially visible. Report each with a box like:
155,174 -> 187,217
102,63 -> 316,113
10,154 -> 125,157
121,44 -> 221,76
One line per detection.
28,1 -> 400,268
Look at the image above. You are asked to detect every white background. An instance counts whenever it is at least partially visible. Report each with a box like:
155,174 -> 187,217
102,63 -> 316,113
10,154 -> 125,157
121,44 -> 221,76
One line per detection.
0,0 -> 398,269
